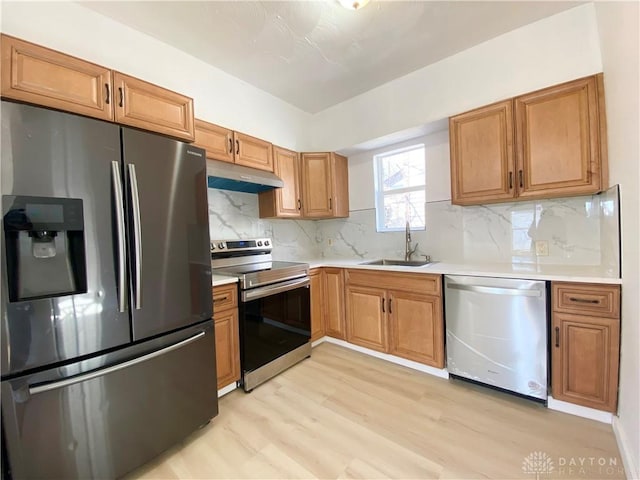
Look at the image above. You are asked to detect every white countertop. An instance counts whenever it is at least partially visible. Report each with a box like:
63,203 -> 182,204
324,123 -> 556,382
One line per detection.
212,274 -> 238,287
294,258 -> 621,284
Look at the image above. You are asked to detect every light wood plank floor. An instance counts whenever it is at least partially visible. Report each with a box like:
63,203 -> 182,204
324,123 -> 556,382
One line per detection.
127,343 -> 624,479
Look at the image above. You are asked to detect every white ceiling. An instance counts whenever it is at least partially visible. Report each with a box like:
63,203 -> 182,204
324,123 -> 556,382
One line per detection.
80,1 -> 582,114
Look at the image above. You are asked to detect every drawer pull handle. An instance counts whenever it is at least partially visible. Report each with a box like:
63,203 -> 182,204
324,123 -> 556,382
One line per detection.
104,83 -> 110,105
519,170 -> 523,188
555,327 -> 560,348
388,299 -> 393,314
228,138 -> 233,154
568,297 -> 600,304
508,171 -> 513,189
381,297 -> 385,313
213,295 -> 229,303
118,87 -> 124,108
236,139 -> 240,155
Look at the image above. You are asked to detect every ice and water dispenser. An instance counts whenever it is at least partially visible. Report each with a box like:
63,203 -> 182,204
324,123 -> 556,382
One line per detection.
3,195 -> 87,302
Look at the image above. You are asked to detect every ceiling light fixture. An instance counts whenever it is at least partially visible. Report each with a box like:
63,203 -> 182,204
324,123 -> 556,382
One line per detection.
337,0 -> 370,11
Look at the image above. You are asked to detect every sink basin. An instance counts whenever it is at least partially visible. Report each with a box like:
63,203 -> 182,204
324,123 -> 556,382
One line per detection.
360,259 -> 431,267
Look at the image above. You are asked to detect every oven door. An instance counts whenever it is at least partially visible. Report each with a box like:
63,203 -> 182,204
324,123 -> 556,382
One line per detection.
239,277 -> 310,374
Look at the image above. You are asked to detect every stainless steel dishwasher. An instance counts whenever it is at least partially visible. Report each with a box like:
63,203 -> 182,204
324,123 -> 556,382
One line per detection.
444,275 -> 548,401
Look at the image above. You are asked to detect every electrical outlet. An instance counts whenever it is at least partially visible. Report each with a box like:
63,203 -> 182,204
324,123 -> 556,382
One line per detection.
327,238 -> 334,246
535,240 -> 549,256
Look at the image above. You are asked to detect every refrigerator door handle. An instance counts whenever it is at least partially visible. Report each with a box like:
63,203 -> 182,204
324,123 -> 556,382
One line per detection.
28,331 -> 206,395
111,161 -> 127,313
128,163 -> 143,310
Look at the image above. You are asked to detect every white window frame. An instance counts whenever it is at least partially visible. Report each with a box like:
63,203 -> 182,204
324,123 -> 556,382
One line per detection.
373,144 -> 426,233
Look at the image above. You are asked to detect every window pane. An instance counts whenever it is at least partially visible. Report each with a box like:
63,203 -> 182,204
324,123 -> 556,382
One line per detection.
382,190 -> 425,230
381,147 -> 425,191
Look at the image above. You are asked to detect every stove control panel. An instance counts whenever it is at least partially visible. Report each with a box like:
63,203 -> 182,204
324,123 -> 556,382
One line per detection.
210,238 -> 272,255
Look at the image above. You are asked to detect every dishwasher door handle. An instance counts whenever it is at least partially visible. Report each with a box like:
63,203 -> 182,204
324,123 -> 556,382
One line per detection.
447,283 -> 542,297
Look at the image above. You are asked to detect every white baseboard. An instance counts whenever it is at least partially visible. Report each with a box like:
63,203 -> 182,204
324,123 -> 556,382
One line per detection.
320,336 -> 449,379
311,336 -> 327,348
547,395 -> 613,424
217,382 -> 237,398
612,416 -> 639,480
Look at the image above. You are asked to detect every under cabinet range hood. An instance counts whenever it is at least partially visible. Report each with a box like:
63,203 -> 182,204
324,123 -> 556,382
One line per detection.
206,160 -> 284,193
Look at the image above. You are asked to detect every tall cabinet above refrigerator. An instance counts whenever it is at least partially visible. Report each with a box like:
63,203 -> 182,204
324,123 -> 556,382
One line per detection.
1,101 -> 218,479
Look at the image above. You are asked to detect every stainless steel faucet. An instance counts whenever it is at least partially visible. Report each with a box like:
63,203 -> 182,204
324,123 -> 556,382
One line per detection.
405,221 -> 418,261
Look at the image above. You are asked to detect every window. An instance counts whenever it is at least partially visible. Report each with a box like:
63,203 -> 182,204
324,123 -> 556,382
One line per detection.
374,144 -> 426,232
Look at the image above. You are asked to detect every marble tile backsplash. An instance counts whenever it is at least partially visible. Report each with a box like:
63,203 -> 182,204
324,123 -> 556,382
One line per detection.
207,186 -> 620,275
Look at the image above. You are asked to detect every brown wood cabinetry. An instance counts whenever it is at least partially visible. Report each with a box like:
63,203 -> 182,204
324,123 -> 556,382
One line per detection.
551,282 -> 620,412
1,34 -> 113,121
113,72 -> 194,141
212,283 -> 240,390
1,35 -> 196,140
310,269 -> 325,342
450,75 -> 608,205
258,146 -> 301,218
323,268 -> 346,339
301,152 -> 349,218
194,118 -> 273,172
345,269 -> 444,367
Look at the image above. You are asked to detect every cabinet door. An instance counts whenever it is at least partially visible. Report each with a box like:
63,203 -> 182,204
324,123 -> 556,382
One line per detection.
258,146 -> 301,218
330,153 -> 350,218
388,291 -> 444,367
214,309 -> 240,389
194,119 -> 234,163
113,71 -> 194,141
552,312 -> 619,412
310,269 -> 325,342
234,132 -> 273,172
346,285 -> 387,352
1,34 -> 113,121
515,75 -> 606,199
324,268 -> 346,339
301,153 -> 333,217
449,100 -> 515,205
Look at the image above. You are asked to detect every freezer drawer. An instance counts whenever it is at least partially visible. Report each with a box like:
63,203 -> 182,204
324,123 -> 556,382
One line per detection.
445,275 -> 548,400
1,323 -> 218,480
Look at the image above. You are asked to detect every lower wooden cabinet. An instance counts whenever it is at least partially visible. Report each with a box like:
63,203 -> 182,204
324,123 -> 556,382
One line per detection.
212,283 -> 240,390
551,282 -> 621,412
345,269 -> 444,368
310,269 -> 325,342
323,268 -> 346,339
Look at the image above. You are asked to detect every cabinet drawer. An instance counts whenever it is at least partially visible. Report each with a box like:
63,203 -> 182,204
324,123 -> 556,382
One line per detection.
346,269 -> 441,295
552,283 -> 620,318
212,283 -> 238,314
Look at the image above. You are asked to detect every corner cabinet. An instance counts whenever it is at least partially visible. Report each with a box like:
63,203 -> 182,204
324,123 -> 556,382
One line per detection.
258,146 -> 301,218
301,152 -> 349,218
194,118 -> 273,172
449,74 -> 608,205
1,34 -> 195,141
551,282 -> 620,412
212,283 -> 240,390
345,269 -> 444,368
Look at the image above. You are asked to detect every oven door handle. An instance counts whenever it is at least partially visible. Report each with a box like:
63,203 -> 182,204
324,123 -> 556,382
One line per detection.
242,277 -> 310,302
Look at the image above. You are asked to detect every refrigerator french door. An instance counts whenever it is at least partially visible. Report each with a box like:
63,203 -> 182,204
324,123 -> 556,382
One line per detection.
1,101 -> 217,479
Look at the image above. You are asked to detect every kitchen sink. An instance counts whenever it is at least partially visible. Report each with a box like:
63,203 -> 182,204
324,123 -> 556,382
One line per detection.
360,259 -> 431,267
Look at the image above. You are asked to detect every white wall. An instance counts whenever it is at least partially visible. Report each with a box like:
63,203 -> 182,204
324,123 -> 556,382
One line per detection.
595,3 -> 640,479
309,4 -> 603,152
0,1 -> 310,151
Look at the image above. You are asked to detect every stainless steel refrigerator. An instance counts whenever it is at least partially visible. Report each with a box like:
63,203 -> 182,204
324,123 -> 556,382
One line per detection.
0,101 -> 217,479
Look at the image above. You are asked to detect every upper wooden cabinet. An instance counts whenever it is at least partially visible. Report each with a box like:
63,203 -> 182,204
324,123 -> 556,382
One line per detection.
113,72 -> 194,141
450,100 -> 515,204
345,269 -> 444,368
1,34 -> 113,121
258,146 -> 301,218
194,119 -> 273,172
1,35 -> 196,141
301,152 -> 349,218
449,74 -> 608,205
551,282 -> 620,412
